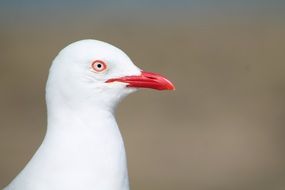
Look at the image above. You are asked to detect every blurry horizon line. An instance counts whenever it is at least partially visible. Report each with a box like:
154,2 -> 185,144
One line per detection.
1,1 -> 284,28
1,0 -> 285,14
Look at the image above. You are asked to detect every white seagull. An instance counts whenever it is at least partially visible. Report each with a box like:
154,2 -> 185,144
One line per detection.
4,39 -> 174,190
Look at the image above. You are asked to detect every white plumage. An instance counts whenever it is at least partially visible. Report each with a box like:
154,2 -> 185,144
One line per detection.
5,40 -> 174,190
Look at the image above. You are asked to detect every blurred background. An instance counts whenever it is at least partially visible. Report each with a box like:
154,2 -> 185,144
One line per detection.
1,0 -> 285,189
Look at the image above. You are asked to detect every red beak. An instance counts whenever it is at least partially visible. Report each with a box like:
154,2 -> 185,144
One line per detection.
106,71 -> 175,90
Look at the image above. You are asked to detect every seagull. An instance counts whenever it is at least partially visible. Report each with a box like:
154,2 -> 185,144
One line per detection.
4,39 -> 174,190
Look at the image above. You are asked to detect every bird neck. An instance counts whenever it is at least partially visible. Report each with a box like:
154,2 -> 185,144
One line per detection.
33,100 -> 130,189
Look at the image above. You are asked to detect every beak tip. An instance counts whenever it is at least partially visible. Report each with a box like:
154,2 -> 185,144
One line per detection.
167,84 -> 176,91
164,82 -> 175,90
163,78 -> 175,91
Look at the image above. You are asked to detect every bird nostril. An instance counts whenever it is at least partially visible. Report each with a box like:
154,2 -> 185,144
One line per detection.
146,76 -> 157,80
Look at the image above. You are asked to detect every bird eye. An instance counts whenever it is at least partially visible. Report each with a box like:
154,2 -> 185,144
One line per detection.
91,60 -> 107,73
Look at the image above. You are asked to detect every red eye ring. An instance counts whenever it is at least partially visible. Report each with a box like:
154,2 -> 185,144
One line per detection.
91,60 -> 107,73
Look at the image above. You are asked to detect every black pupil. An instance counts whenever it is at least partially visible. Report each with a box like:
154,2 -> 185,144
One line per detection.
97,64 -> 102,68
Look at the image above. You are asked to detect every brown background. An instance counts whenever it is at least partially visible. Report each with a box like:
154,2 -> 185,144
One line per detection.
1,2 -> 285,190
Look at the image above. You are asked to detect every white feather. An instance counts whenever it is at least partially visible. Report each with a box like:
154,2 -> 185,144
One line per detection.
5,40 -> 142,190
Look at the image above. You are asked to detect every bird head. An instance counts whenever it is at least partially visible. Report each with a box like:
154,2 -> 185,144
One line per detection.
46,40 -> 174,112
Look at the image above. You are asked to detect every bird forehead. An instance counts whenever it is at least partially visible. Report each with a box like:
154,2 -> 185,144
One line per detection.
63,40 -> 123,55
60,40 -> 130,63
56,40 -> 141,76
